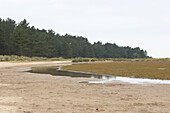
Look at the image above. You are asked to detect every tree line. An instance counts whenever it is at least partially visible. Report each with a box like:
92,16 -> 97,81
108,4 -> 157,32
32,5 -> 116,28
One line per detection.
0,18 -> 148,58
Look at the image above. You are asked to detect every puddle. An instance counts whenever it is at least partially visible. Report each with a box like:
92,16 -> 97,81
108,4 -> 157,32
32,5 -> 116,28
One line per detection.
158,68 -> 166,70
28,66 -> 170,84
115,77 -> 170,84
83,77 -> 170,84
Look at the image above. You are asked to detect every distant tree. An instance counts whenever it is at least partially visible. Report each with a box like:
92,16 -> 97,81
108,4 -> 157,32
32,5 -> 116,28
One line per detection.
61,42 -> 72,58
0,18 -> 149,58
93,41 -> 105,58
11,25 -> 29,56
0,18 -> 15,55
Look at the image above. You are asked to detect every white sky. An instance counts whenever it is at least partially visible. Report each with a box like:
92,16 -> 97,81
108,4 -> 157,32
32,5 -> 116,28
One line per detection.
0,0 -> 170,58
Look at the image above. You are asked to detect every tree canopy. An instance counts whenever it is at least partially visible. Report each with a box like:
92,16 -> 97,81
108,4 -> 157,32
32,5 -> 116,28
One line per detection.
0,18 -> 149,58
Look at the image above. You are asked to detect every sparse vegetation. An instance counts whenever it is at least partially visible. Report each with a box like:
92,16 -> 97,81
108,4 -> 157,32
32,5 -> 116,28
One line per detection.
71,58 -> 170,62
0,55 -> 64,62
72,58 -> 90,62
63,61 -> 170,80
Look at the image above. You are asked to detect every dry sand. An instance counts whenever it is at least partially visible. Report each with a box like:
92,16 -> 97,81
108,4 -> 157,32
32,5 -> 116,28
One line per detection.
0,61 -> 170,113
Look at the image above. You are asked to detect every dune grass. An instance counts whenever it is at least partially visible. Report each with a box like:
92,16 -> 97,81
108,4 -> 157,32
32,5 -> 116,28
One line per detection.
62,61 -> 170,80
0,55 -> 65,62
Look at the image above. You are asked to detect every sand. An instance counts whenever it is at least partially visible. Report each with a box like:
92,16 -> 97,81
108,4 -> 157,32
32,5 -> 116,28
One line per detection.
0,61 -> 170,113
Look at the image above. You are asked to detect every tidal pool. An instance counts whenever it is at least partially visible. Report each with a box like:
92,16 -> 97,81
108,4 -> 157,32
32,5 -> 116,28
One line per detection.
28,66 -> 115,80
28,66 -> 170,84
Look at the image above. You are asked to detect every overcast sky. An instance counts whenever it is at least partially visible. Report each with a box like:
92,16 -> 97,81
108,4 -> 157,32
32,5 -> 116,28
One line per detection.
0,0 -> 170,58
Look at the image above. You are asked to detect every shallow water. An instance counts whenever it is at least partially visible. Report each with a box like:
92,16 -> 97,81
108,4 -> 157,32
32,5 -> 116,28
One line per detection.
28,66 -> 170,84
28,66 -> 115,80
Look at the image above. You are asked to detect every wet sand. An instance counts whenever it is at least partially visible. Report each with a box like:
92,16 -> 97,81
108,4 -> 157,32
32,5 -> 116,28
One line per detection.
0,61 -> 170,113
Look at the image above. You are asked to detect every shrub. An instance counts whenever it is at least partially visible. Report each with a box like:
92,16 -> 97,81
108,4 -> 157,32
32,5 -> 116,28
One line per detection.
72,58 -> 90,62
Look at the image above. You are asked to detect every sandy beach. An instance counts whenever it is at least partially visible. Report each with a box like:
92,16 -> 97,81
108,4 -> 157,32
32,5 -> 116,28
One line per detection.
0,61 -> 170,113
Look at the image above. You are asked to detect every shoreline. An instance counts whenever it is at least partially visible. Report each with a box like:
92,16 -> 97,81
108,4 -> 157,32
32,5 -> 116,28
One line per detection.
57,66 -> 170,84
0,61 -> 170,113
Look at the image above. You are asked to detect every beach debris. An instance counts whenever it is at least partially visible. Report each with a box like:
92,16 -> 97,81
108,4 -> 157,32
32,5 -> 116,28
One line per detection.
23,111 -> 31,113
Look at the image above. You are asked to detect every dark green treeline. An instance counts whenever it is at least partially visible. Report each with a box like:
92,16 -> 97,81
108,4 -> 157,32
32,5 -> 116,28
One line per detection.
0,18 -> 148,58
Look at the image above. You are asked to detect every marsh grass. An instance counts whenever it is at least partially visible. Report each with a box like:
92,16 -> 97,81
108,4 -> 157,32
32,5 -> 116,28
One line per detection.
63,61 -> 170,80
72,58 -> 170,62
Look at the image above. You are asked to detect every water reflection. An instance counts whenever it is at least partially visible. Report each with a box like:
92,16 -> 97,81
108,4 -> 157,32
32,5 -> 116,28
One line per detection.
28,66 -> 115,80
28,66 -> 170,84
